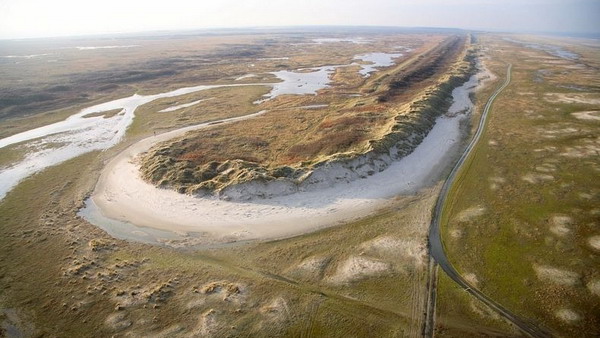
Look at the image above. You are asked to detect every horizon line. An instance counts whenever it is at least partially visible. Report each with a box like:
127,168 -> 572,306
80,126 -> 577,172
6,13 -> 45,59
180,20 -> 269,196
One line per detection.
1,24 -> 599,42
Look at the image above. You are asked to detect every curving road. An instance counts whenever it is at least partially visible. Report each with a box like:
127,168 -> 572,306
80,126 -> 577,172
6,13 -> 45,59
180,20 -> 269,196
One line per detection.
426,64 -> 551,338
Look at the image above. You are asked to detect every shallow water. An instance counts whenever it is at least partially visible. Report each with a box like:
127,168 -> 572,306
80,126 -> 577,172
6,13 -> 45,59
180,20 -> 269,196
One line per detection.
258,52 -> 404,101
75,45 -> 139,50
257,65 -> 343,102
312,37 -> 371,44
1,54 -> 52,59
354,52 -> 403,77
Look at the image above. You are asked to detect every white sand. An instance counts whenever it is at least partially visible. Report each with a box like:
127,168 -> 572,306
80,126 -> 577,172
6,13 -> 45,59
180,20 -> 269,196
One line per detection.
544,93 -> 600,105
587,280 -> 600,296
555,309 -> 581,323
327,256 -> 390,284
234,74 -> 257,81
463,273 -> 480,288
522,173 -> 555,184
76,45 -> 139,50
549,215 -> 573,237
360,236 -> 426,266
533,265 -> 580,286
588,235 -> 600,251
456,205 -> 486,222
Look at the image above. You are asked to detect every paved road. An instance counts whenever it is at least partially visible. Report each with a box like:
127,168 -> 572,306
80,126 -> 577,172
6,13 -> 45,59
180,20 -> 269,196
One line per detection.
426,64 -> 551,338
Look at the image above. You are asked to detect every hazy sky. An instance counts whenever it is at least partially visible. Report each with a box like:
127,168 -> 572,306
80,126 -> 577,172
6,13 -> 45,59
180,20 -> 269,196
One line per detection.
0,0 -> 598,39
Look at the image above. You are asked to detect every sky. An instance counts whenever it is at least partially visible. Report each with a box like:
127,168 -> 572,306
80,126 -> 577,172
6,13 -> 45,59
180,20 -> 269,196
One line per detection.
0,0 -> 598,39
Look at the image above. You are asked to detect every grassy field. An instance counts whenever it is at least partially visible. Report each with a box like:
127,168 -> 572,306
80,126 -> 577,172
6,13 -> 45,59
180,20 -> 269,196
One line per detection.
435,34 -> 600,336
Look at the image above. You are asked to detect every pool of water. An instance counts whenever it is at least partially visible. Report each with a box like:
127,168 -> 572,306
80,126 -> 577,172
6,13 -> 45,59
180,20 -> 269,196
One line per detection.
354,52 -> 403,77
312,37 -> 372,44
257,65 -> 344,102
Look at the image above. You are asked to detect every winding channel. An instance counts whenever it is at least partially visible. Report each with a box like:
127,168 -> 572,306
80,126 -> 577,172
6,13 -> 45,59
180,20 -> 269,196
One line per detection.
426,64 -> 551,338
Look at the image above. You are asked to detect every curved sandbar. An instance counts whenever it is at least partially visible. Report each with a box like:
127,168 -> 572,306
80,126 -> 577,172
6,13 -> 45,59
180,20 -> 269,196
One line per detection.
91,115 -> 463,244
89,70 -> 490,246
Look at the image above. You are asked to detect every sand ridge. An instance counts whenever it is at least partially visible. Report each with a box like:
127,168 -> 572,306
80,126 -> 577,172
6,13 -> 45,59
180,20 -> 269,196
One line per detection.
88,68 -> 491,245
